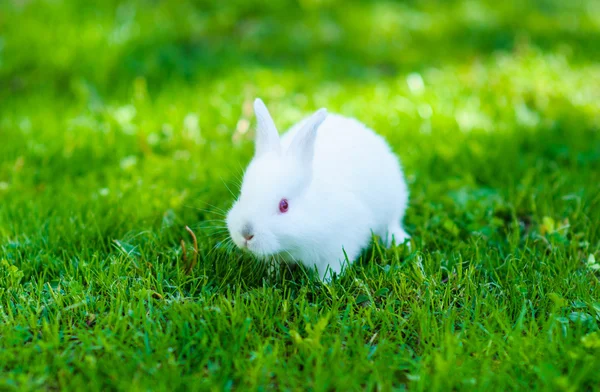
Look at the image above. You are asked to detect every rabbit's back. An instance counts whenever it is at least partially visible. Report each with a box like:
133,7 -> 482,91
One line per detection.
282,114 -> 408,235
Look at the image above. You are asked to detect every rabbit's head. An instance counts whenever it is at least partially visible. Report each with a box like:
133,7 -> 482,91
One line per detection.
226,98 -> 327,257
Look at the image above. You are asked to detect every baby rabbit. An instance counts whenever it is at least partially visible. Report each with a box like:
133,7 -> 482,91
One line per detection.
226,98 -> 409,280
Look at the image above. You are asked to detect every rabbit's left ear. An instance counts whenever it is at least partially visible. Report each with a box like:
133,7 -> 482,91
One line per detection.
254,98 -> 281,157
287,108 -> 327,164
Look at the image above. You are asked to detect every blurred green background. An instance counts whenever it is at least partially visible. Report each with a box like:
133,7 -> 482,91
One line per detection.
1,0 -> 600,390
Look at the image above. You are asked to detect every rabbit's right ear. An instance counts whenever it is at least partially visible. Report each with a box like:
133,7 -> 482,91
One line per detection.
253,98 -> 281,157
287,108 -> 327,165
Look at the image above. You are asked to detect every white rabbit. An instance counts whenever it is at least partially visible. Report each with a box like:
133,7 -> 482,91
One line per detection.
226,98 -> 410,280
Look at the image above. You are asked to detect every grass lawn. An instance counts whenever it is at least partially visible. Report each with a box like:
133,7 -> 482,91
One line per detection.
1,0 -> 600,390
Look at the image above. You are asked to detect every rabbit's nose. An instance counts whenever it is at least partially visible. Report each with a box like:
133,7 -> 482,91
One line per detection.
241,223 -> 254,241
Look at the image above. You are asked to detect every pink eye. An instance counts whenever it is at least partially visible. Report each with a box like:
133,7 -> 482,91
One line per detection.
279,199 -> 289,213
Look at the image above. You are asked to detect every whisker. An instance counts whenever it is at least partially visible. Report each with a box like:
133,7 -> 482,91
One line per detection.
217,238 -> 236,257
196,219 -> 227,223
204,234 -> 230,241
220,177 -> 238,199
187,199 -> 230,215
203,202 -> 229,215
183,205 -> 227,217
196,226 -> 228,231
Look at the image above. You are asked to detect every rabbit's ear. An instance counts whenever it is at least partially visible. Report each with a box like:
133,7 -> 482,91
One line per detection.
254,98 -> 281,157
287,108 -> 327,164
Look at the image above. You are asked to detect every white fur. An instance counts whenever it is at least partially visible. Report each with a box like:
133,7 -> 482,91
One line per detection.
226,98 -> 410,280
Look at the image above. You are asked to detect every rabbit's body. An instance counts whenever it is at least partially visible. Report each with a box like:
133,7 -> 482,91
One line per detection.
279,115 -> 409,275
226,99 -> 409,280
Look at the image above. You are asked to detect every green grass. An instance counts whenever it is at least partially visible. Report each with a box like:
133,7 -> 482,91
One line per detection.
1,0 -> 600,390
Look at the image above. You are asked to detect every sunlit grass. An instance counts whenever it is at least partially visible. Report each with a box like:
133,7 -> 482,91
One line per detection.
1,0 -> 599,390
